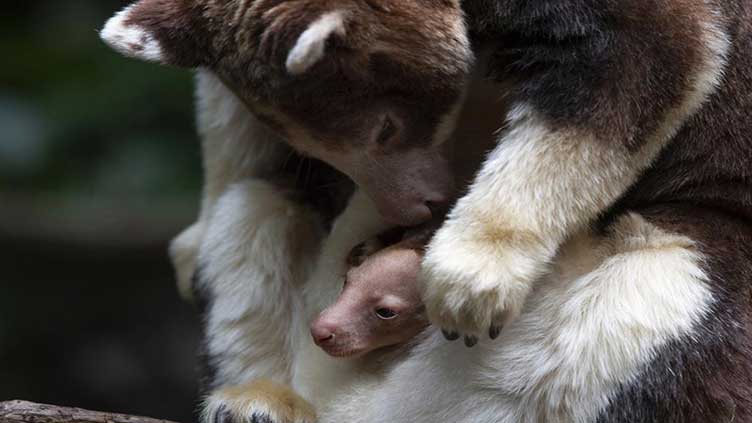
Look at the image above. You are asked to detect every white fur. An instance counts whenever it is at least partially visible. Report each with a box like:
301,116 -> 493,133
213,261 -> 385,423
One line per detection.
198,180 -> 321,386
170,71 -> 289,299
302,191 -> 389,319
203,395 -> 311,423
185,8 -> 731,423
421,106 -> 653,334
194,71 -> 289,207
187,73 -> 324,410
203,381 -> 316,423
286,11 -> 347,75
292,191 -> 390,407
420,16 -> 730,335
310,213 -> 712,423
189,187 -> 716,423
169,222 -> 203,300
301,19 -> 727,419
197,190 -> 386,422
100,5 -> 164,62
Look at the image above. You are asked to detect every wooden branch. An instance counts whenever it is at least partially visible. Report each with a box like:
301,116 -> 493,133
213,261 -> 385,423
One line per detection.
0,401 -> 181,423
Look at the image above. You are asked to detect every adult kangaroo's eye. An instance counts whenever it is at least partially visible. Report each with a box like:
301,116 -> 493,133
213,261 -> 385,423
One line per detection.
376,116 -> 397,145
375,308 -> 398,320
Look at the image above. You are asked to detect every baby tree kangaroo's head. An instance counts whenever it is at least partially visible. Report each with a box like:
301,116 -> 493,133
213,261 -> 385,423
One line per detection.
311,243 -> 427,358
101,0 -> 473,226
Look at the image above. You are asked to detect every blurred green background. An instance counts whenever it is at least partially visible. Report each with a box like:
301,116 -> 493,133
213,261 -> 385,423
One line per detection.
1,1 -> 203,421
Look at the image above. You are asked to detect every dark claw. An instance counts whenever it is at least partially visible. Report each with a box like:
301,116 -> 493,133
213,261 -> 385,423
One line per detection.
464,335 -> 478,347
442,329 -> 460,341
489,326 -> 502,340
250,413 -> 274,423
213,407 -> 233,423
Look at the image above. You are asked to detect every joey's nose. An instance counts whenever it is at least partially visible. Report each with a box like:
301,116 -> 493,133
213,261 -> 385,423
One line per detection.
310,325 -> 335,346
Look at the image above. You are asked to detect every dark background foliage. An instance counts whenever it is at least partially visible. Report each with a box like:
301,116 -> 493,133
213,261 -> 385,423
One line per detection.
1,1 -> 203,421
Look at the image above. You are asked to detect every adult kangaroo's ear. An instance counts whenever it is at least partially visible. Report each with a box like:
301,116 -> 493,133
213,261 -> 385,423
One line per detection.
100,0 -> 206,67
285,11 -> 348,75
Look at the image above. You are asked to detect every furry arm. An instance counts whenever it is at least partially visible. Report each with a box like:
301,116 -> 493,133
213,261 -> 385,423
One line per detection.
421,0 -> 730,337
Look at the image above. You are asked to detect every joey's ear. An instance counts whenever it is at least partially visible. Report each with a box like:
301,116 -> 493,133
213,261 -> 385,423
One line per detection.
100,0 -> 205,67
285,11 -> 347,75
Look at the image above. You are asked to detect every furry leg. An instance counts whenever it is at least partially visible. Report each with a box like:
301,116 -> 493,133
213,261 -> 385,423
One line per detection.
203,380 -> 316,423
197,180 -> 322,423
317,210 -> 723,423
421,5 -> 730,337
170,70 -> 290,300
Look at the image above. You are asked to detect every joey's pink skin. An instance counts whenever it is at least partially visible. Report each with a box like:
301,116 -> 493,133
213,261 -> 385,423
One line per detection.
311,244 -> 427,358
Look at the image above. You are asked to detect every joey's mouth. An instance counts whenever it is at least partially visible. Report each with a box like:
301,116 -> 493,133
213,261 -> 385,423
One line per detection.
322,342 -> 411,358
319,343 -> 369,358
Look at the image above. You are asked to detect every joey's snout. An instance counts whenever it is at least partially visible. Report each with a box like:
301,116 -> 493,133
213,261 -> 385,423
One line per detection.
310,312 -> 365,358
310,318 -> 336,346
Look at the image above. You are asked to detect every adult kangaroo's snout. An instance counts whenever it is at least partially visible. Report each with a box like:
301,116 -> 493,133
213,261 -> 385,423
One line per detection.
359,148 -> 456,227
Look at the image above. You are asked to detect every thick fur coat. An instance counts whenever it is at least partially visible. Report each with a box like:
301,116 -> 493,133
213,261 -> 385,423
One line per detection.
100,0 -> 752,422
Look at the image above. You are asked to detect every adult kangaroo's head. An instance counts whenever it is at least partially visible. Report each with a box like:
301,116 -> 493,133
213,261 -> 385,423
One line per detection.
101,0 -> 473,226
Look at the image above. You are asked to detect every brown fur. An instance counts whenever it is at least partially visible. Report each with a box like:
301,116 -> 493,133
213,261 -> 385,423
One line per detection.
102,0 -> 752,420
459,0 -> 752,420
106,0 -> 472,225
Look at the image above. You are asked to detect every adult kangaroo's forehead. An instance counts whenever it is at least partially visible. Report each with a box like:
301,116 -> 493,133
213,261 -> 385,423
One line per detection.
104,0 -> 472,83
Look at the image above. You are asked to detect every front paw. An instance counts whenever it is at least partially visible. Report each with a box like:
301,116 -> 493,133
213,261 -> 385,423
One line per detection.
202,380 -> 316,423
420,223 -> 550,344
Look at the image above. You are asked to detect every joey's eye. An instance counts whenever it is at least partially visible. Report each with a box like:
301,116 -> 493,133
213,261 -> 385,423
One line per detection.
376,116 -> 397,145
375,308 -> 398,320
